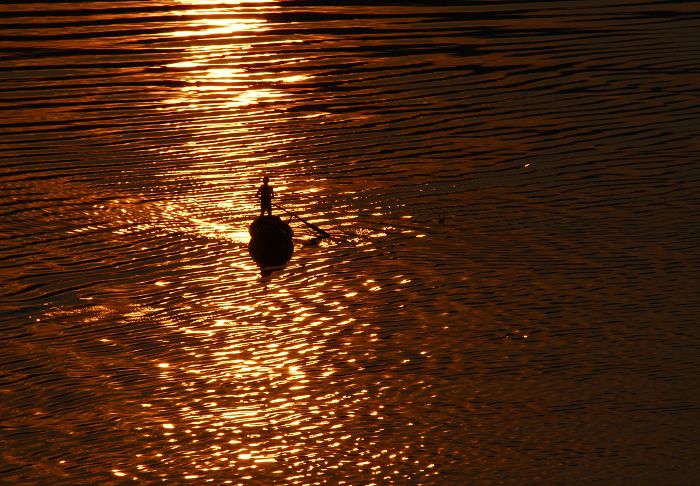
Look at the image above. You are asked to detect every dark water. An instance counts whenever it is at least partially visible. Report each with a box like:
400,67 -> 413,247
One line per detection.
1,1 -> 699,484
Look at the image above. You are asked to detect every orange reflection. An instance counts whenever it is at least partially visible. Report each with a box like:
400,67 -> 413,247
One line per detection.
48,2 -> 424,483
138,1 -> 366,479
150,0 -> 315,257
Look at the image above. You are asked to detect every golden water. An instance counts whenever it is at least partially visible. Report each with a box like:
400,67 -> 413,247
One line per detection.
1,1 -> 699,484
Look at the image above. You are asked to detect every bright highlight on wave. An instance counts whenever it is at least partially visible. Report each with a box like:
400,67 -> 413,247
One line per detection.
147,0 -> 322,266
3,0 -> 691,483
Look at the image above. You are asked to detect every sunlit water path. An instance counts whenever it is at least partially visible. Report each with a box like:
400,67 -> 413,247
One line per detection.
1,1 -> 699,484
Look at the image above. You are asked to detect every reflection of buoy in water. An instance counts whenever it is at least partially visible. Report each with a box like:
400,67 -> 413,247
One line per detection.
248,215 -> 294,269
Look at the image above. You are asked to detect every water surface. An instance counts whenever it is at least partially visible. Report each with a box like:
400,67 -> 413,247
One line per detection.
1,1 -> 699,484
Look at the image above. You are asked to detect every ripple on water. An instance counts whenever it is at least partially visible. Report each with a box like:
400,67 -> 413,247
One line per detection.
1,0 -> 700,484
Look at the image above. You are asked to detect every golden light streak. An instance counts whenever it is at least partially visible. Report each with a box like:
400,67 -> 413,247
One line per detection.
69,1 -> 418,482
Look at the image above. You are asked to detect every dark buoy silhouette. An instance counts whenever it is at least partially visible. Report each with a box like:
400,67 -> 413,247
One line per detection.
248,215 -> 294,269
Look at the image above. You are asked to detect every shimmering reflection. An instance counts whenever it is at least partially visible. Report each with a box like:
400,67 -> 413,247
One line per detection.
2,0 -> 697,484
99,1 -> 418,482
43,255 -> 433,482
150,0 -> 318,262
